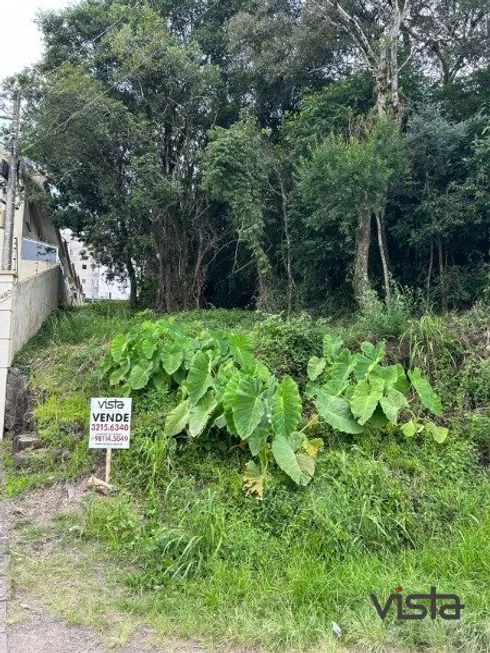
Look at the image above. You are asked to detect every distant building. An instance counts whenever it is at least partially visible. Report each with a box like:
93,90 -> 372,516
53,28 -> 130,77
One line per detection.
61,230 -> 130,301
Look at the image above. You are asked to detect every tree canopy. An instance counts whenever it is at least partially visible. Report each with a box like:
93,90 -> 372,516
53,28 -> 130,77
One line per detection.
6,0 -> 490,312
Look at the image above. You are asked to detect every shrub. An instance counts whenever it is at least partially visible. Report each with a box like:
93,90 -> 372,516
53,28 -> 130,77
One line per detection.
356,284 -> 419,339
251,313 -> 326,382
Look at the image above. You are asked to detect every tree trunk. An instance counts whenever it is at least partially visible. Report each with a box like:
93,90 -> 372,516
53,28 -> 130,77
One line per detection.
375,43 -> 389,119
127,258 -> 138,309
389,0 -> 404,127
375,211 -> 391,302
353,208 -> 372,307
278,174 -> 295,318
426,240 -> 434,302
438,237 -> 448,312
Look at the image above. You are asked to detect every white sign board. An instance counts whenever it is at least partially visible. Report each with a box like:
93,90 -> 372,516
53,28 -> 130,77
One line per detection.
89,398 -> 132,449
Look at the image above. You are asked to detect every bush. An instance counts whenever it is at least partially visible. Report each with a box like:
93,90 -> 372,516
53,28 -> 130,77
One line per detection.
252,313 -> 327,382
355,284 -> 419,339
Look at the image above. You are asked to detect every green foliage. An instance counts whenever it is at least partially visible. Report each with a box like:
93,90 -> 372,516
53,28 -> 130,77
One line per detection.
295,119 -> 407,234
5,305 -> 490,652
252,313 -> 326,382
307,334 -> 447,442
355,284 -> 419,338
101,315 -> 449,495
100,318 -> 322,494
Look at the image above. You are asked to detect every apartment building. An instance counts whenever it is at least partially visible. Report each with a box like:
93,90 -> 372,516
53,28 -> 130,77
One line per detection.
61,230 -> 130,301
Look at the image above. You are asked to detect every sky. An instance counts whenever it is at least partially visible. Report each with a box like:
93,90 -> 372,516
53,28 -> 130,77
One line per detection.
1,0 -> 73,83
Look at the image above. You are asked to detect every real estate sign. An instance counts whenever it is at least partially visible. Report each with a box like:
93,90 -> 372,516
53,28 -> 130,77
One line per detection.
89,398 -> 132,449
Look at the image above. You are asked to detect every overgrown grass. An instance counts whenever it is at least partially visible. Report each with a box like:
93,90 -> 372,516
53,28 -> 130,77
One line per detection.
4,304 -> 490,651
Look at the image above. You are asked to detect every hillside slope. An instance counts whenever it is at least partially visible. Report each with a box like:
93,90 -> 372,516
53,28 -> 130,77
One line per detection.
3,304 -> 490,652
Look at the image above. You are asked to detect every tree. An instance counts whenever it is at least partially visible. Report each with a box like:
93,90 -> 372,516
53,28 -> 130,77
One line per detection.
202,118 -> 276,309
21,65 -> 145,307
295,119 -> 407,306
22,3 -> 223,311
404,104 -> 471,309
305,1 -> 414,126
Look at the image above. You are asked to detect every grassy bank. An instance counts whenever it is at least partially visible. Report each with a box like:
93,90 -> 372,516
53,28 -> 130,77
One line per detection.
3,303 -> 490,652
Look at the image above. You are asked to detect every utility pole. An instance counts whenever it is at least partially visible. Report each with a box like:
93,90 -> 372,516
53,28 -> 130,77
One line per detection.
1,90 -> 21,271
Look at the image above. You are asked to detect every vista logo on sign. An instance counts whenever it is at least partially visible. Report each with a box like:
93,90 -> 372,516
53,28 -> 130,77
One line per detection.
371,586 -> 464,621
96,399 -> 126,410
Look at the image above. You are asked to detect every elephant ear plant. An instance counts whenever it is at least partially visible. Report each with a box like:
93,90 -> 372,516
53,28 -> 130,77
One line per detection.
100,320 -> 447,498
306,334 -> 448,443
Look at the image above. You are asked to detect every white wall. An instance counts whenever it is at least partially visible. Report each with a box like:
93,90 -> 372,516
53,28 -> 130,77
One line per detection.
0,267 -> 60,436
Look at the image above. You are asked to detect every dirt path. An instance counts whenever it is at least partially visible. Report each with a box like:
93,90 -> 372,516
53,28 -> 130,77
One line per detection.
8,615 -> 206,653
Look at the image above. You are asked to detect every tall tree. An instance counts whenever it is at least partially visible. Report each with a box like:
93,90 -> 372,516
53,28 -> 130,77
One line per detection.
295,119 -> 407,305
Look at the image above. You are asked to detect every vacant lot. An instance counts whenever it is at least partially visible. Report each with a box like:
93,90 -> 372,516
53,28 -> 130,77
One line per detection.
3,304 -> 490,652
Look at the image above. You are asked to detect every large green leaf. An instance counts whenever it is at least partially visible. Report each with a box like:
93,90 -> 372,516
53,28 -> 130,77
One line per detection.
247,428 -> 268,456
188,392 -> 218,438
361,341 -> 385,361
109,361 -> 130,386
232,376 -> 265,439
424,421 -> 449,443
141,338 -> 157,360
187,351 -> 212,405
323,333 -> 344,361
272,435 -> 301,483
379,387 -> 409,424
271,375 -> 302,439
314,391 -> 363,434
161,344 -> 184,375
164,400 -> 190,437
353,354 -> 373,380
325,348 -> 355,395
408,368 -> 443,416
129,363 -> 152,390
307,356 -> 326,381
272,436 -> 315,485
354,342 -> 385,380
295,452 -> 316,486
330,348 -> 355,380
111,334 -> 127,363
222,373 -> 241,435
350,377 -> 384,425
393,363 -> 410,396
371,365 -> 399,388
228,334 -> 254,369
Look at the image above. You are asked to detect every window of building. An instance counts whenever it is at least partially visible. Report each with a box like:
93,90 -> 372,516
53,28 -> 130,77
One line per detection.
81,279 -> 86,284
82,264 -> 87,270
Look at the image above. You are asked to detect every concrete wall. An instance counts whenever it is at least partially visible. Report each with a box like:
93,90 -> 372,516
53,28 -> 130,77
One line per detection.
0,267 -> 60,436
10,266 -> 60,356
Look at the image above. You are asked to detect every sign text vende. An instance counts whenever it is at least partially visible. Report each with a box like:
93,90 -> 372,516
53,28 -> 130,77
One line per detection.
89,397 -> 132,449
